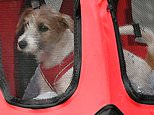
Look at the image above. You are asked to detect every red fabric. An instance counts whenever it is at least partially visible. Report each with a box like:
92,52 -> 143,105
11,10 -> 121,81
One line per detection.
0,0 -> 23,96
117,0 -> 147,58
1,0 -> 154,114
40,52 -> 74,85
60,0 -> 73,17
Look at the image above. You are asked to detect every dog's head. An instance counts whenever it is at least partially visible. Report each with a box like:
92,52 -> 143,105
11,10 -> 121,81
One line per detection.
16,5 -> 73,54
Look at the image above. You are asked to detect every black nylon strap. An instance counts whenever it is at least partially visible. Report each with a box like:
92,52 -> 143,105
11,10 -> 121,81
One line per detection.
25,0 -> 63,10
132,23 -> 142,38
24,0 -> 45,9
31,0 -> 46,9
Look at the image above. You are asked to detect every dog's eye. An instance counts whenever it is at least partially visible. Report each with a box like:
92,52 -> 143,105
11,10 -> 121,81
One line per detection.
26,22 -> 29,26
38,23 -> 49,32
24,22 -> 29,28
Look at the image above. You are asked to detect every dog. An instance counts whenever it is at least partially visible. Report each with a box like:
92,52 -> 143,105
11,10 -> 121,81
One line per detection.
16,5 -> 74,100
119,25 -> 154,94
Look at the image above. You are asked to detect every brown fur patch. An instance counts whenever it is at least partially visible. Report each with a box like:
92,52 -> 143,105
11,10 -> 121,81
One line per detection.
16,5 -> 74,35
16,8 -> 33,34
146,52 -> 154,69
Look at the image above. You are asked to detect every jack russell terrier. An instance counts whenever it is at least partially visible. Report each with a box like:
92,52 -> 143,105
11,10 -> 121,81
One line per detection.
16,5 -> 74,100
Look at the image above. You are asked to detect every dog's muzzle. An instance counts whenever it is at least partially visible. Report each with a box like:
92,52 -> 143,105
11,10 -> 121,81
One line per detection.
18,40 -> 28,49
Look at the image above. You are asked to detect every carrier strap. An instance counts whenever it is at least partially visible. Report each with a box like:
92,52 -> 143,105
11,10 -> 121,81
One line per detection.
24,0 -> 45,8
31,0 -> 41,9
31,0 -> 45,9
45,0 -> 63,11
132,23 -> 142,38
30,0 -> 63,11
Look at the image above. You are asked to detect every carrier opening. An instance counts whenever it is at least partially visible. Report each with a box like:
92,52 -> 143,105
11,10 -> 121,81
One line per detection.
0,0 -> 81,108
109,0 -> 154,104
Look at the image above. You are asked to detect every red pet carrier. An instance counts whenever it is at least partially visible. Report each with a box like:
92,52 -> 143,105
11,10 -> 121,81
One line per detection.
1,0 -> 154,114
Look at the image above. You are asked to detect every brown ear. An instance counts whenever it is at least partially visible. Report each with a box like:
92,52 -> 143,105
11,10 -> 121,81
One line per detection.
16,8 -> 33,35
59,14 -> 74,33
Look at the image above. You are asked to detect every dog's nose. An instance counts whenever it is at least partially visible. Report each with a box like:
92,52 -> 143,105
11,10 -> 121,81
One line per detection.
18,40 -> 27,49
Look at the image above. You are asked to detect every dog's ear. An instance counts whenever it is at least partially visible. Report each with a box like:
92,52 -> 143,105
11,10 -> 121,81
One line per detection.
58,14 -> 74,33
16,8 -> 33,35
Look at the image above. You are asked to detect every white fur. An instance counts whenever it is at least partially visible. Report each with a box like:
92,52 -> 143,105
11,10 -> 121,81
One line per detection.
37,29 -> 74,68
18,16 -> 40,54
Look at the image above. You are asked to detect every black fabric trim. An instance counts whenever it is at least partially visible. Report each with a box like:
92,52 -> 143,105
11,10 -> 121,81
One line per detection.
0,0 -> 82,109
31,0 -> 46,9
95,104 -> 123,115
24,0 -> 45,8
132,23 -> 142,38
108,0 -> 154,104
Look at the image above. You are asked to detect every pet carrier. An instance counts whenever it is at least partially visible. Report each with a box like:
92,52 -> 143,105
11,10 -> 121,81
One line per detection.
1,0 -> 154,115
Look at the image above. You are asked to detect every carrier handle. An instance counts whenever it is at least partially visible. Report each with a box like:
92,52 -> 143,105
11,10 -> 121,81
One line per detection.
31,0 -> 64,11
31,0 -> 45,9
119,24 -> 154,45
24,0 -> 45,8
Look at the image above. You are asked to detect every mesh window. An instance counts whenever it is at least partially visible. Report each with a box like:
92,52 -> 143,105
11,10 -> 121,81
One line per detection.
113,0 -> 154,103
0,0 -> 81,108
